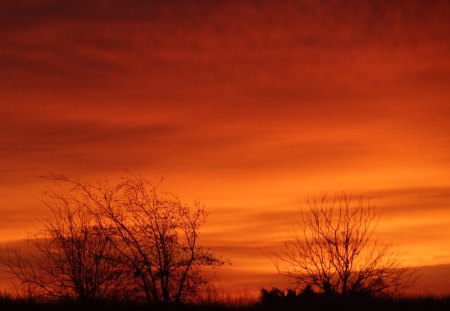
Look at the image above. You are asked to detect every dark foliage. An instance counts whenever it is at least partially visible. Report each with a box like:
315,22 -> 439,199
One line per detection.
259,287 -> 450,311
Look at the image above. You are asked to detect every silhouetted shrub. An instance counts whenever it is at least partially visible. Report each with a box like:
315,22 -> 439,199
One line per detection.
260,287 -> 285,304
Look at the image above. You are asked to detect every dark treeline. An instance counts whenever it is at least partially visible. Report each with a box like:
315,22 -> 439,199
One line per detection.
0,175 -> 448,310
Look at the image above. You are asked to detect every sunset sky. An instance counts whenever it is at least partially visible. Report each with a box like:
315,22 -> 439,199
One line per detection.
1,0 -> 450,295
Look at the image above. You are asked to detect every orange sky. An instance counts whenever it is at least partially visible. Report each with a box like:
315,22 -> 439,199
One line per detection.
1,0 -> 450,295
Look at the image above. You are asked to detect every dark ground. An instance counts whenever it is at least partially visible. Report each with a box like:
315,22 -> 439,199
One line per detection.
1,295 -> 450,311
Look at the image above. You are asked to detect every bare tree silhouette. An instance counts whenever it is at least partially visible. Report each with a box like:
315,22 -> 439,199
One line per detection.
92,176 -> 224,304
7,174 -> 223,304
276,192 -> 413,296
3,190 -> 129,301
